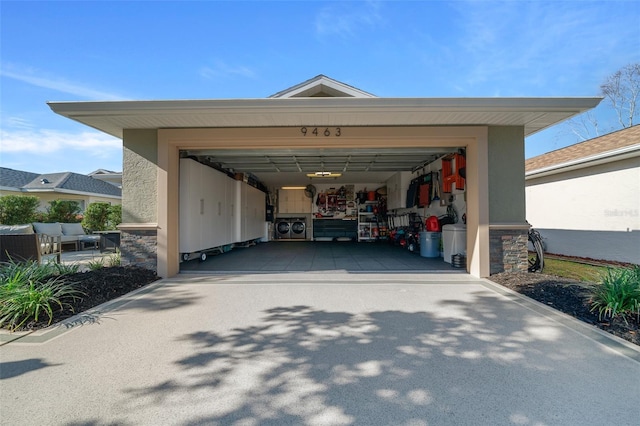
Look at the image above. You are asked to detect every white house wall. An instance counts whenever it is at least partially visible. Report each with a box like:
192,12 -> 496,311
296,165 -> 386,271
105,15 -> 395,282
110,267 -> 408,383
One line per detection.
526,157 -> 639,231
526,156 -> 640,263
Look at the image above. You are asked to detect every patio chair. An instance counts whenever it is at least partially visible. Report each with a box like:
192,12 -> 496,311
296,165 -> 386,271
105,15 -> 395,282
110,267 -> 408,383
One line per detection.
0,234 -> 62,264
0,224 -> 61,264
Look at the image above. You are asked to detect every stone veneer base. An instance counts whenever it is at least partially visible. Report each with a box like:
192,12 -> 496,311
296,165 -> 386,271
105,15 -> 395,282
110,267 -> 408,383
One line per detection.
120,229 -> 157,272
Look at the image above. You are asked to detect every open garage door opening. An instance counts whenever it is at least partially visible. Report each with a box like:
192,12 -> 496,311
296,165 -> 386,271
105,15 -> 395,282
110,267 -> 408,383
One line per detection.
177,145 -> 469,274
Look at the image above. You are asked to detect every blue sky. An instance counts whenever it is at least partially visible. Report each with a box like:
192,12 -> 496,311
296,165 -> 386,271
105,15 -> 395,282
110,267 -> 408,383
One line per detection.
1,0 -> 639,174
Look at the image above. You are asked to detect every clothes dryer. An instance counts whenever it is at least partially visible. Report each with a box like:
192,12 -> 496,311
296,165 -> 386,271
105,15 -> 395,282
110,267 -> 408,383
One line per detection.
291,218 -> 306,239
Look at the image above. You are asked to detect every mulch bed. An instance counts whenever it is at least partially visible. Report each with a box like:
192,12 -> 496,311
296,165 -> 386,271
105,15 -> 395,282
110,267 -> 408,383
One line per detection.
15,266 -> 159,331
490,272 -> 639,346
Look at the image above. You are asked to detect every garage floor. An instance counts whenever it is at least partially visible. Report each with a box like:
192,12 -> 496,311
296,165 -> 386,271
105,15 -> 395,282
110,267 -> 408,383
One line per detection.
180,241 -> 462,273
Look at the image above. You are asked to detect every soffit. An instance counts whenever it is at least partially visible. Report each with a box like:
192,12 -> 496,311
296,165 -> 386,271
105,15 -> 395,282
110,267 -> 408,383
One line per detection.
48,97 -> 602,140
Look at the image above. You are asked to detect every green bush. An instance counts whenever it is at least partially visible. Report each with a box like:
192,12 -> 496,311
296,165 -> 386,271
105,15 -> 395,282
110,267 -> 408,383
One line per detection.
589,266 -> 640,323
82,202 -> 120,231
107,204 -> 122,230
46,200 -> 82,223
0,260 -> 83,331
0,195 -> 40,225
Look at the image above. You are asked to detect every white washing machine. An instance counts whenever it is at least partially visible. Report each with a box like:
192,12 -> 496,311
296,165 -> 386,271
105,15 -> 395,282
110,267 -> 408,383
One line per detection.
290,218 -> 306,239
442,224 -> 466,264
275,219 -> 291,239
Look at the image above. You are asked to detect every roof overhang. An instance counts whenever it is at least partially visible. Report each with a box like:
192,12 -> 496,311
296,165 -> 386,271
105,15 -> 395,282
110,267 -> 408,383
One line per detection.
526,144 -> 640,179
48,97 -> 602,140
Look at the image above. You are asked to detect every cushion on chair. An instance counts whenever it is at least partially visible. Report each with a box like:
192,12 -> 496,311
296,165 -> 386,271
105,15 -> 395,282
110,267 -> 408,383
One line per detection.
0,224 -> 35,235
61,222 -> 87,236
32,222 -> 63,236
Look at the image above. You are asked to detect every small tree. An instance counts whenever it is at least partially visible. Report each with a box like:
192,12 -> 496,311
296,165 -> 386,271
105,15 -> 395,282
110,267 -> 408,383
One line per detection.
565,62 -> 640,141
0,195 -> 40,225
46,200 -> 82,223
82,202 -> 121,231
600,62 -> 640,128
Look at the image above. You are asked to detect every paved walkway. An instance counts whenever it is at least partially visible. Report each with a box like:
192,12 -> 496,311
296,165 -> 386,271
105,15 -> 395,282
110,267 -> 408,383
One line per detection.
1,273 -> 639,425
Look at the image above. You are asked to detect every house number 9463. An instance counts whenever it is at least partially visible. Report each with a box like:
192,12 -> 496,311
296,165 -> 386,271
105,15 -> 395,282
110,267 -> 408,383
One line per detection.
300,127 -> 341,137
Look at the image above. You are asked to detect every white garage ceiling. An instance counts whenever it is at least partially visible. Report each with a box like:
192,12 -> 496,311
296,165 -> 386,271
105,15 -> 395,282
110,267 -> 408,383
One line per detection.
182,146 -> 456,187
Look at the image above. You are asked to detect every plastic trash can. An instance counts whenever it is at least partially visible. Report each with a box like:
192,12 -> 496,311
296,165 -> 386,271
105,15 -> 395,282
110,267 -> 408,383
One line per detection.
420,231 -> 441,258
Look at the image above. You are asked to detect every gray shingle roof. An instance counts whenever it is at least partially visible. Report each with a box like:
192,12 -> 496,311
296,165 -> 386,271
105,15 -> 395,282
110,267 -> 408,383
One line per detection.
0,168 -> 39,188
0,167 -> 121,197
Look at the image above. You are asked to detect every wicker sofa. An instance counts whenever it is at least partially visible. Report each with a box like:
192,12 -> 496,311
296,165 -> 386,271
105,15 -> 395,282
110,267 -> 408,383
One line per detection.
31,222 -> 100,251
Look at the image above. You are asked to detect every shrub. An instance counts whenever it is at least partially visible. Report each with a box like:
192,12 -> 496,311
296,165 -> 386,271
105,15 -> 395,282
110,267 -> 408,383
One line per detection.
0,260 -> 83,331
589,266 -> 640,323
107,204 -> 122,230
87,258 -> 105,271
82,202 -> 121,232
0,195 -> 40,225
46,200 -> 82,223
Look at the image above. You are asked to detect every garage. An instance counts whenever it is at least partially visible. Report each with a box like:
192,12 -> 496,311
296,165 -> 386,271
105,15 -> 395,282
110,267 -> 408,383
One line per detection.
176,144 -> 468,273
48,75 -> 601,278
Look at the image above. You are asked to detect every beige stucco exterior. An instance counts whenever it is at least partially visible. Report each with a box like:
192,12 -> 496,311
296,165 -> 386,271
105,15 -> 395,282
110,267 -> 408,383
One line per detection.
117,125 -> 527,278
122,129 -> 158,224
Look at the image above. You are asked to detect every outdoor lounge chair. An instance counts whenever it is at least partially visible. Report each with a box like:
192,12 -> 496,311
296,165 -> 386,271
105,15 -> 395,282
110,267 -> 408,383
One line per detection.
0,234 -> 61,264
0,225 -> 62,264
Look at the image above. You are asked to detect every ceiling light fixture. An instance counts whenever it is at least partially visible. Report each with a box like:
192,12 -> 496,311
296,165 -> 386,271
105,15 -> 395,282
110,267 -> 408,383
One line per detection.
306,172 -> 342,178
281,186 -> 307,190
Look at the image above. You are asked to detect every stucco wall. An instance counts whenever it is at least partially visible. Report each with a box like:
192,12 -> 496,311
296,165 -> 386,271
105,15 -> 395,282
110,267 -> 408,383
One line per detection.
122,129 -> 158,224
487,126 -> 526,223
526,156 -> 640,232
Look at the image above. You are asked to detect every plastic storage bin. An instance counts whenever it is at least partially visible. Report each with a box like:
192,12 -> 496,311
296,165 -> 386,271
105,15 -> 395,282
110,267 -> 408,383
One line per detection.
442,224 -> 466,264
420,231 -> 441,258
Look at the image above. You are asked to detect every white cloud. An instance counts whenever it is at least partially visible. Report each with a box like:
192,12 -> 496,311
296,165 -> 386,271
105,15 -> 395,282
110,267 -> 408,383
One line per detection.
315,1 -> 383,38
0,129 -> 121,156
199,61 -> 257,80
450,1 -> 636,94
0,65 -> 126,100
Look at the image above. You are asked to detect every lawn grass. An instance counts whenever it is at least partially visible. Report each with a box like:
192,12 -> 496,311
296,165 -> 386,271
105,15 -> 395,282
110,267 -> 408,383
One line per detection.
543,257 -> 610,283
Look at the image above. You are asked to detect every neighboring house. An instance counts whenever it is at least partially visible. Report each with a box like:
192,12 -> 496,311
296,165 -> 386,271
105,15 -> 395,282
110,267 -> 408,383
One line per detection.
88,169 -> 122,189
525,125 -> 640,264
48,75 -> 601,278
0,167 -> 122,213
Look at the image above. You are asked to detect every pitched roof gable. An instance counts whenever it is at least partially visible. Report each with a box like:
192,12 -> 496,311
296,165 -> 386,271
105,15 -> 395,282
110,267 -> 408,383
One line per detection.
526,125 -> 640,173
269,75 -> 376,98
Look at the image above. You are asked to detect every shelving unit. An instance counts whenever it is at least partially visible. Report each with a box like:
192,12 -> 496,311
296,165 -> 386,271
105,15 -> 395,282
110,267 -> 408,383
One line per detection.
358,201 -> 379,242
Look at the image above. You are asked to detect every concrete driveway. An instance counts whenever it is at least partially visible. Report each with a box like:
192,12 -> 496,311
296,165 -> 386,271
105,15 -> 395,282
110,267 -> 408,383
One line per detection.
1,273 -> 639,425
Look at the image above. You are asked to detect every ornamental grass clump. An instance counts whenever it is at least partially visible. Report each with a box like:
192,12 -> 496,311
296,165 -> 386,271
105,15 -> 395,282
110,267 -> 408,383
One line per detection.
0,260 -> 83,331
589,266 -> 640,324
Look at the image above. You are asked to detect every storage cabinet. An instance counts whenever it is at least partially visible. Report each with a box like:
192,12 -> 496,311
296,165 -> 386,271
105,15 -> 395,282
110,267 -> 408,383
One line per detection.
180,158 -> 236,254
180,158 -> 266,257
278,189 -> 312,213
240,182 -> 266,241
313,219 -> 357,240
